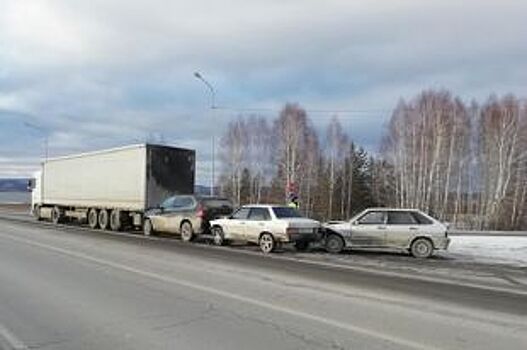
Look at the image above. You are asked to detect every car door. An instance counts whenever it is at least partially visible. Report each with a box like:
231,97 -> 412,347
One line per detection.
350,210 -> 387,247
166,196 -> 196,233
222,207 -> 250,241
151,196 -> 175,232
385,211 -> 419,248
245,207 -> 271,243
160,196 -> 186,233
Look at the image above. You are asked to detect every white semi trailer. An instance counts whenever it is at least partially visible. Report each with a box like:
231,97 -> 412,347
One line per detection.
30,144 -> 195,231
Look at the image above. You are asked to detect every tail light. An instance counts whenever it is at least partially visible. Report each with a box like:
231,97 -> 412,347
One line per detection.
196,204 -> 206,219
286,227 -> 299,236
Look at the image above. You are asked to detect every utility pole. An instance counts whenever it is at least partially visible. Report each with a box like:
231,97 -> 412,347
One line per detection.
194,72 -> 217,196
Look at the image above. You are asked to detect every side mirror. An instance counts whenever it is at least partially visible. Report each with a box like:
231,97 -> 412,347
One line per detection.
351,220 -> 358,226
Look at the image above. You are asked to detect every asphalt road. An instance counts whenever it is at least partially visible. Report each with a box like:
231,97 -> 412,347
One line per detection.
1,219 -> 526,350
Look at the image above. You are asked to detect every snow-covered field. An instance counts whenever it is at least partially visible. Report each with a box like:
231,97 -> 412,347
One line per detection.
448,236 -> 527,267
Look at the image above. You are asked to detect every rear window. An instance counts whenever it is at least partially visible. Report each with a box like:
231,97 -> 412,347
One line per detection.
411,211 -> 433,225
272,207 -> 303,218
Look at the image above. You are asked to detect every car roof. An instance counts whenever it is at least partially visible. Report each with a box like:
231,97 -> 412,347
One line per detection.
364,208 -> 421,212
240,204 -> 288,208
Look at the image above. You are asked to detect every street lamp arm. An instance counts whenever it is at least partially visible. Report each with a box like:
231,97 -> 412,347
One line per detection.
194,72 -> 216,109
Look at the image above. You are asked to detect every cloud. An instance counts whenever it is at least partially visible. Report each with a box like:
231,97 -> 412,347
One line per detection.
1,0 -> 526,181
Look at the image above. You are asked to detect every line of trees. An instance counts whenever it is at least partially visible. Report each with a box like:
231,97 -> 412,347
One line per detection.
217,90 -> 527,230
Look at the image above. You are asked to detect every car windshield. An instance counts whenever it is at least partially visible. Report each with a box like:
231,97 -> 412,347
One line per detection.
272,207 -> 303,218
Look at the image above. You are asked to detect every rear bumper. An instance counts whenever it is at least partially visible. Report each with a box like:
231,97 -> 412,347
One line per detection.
434,237 -> 451,250
280,232 -> 319,243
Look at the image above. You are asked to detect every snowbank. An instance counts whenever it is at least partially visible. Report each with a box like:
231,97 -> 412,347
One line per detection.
448,236 -> 527,267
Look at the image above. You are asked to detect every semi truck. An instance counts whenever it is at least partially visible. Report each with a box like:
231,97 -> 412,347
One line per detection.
29,144 -> 195,231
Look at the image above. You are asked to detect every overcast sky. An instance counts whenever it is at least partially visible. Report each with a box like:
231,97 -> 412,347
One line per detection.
1,0 -> 526,183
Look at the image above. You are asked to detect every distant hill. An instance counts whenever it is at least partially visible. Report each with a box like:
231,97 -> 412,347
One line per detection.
0,178 -> 30,192
0,179 -> 214,194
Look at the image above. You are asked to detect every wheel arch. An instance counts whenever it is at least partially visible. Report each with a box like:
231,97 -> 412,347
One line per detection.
258,231 -> 275,240
324,228 -> 346,243
409,235 -> 435,250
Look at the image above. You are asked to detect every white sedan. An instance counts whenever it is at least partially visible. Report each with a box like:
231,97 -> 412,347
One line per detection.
209,205 -> 320,253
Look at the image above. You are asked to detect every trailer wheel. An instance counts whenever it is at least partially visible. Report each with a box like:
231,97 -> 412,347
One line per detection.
88,208 -> 99,229
98,209 -> 109,230
110,210 -> 122,231
51,206 -> 62,225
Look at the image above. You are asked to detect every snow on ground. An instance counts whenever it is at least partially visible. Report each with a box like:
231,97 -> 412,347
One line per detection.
448,236 -> 527,267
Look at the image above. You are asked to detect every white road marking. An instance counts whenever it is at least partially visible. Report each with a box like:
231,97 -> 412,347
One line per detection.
0,232 -> 437,350
0,324 -> 28,350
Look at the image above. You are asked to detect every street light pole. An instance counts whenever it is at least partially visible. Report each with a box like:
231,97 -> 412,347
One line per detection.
23,122 -> 48,160
194,72 -> 217,196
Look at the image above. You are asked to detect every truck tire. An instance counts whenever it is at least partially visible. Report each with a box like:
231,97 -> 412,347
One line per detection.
98,209 -> 109,230
180,221 -> 194,242
110,210 -> 122,231
88,208 -> 99,229
33,205 -> 42,221
51,206 -> 62,225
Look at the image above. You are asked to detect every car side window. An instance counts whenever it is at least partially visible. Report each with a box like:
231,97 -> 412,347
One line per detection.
411,212 -> 433,225
358,211 -> 385,224
231,208 -> 250,220
160,196 -> 175,209
387,211 -> 418,225
179,196 -> 195,209
171,197 -> 184,208
248,208 -> 271,221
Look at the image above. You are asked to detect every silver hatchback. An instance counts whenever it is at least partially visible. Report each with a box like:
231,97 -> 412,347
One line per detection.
323,208 -> 450,258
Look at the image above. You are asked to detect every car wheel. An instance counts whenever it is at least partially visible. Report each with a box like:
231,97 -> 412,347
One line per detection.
410,238 -> 434,258
88,208 -> 99,229
259,233 -> 275,254
180,221 -> 194,242
294,240 -> 310,252
143,218 -> 154,236
98,209 -> 110,230
51,206 -> 62,225
212,226 -> 225,246
325,233 -> 344,254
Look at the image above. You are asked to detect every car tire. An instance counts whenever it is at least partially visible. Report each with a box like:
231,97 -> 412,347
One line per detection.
410,238 -> 434,258
211,226 -> 225,246
98,209 -> 110,230
294,240 -> 310,252
88,208 -> 99,229
51,206 -> 62,225
143,218 -> 154,236
259,232 -> 275,254
325,233 -> 344,254
180,221 -> 194,242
